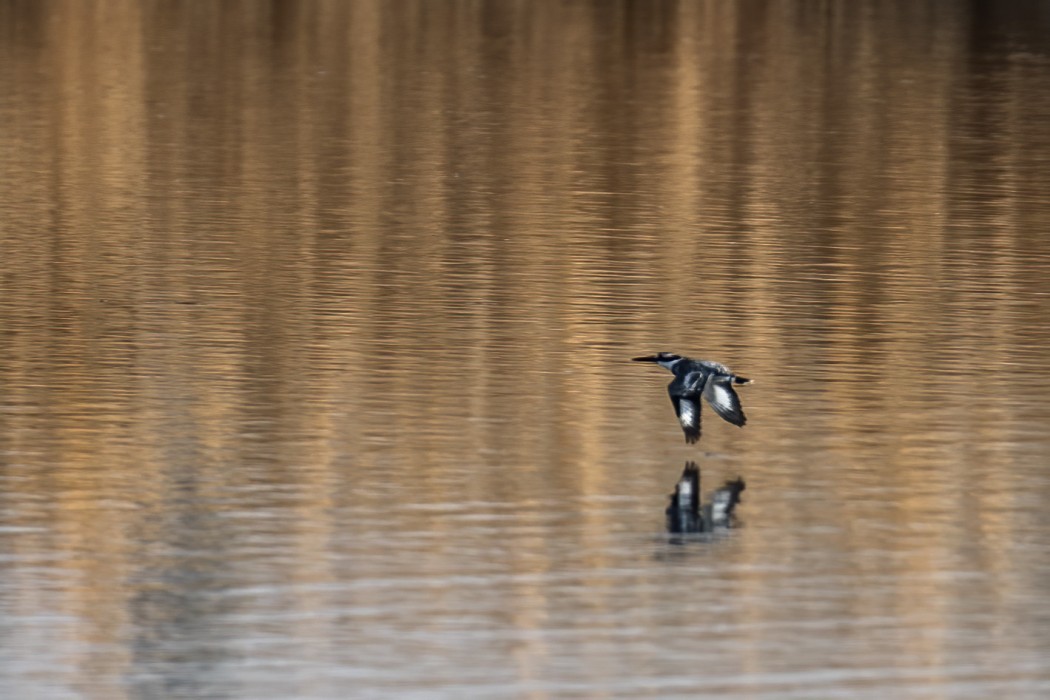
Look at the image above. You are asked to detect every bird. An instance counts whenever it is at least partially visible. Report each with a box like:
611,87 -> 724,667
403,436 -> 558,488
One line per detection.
633,352 -> 752,443
666,461 -> 746,533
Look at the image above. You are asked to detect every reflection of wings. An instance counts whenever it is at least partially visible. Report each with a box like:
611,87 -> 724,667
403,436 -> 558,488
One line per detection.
669,391 -> 701,443
702,377 -> 746,426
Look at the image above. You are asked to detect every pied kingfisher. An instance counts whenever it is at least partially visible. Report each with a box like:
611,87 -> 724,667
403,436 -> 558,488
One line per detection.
633,352 -> 752,443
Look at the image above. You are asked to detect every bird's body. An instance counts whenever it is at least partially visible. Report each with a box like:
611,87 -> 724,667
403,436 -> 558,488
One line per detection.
633,352 -> 751,443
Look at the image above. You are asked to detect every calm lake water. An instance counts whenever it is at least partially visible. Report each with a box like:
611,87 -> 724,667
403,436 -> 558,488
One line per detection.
3,1 -> 1050,698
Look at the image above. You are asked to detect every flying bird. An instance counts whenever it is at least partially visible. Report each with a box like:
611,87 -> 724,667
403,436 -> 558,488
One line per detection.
633,352 -> 752,443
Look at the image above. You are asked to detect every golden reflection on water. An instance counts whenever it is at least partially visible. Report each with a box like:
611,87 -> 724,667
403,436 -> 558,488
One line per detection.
2,0 -> 1050,696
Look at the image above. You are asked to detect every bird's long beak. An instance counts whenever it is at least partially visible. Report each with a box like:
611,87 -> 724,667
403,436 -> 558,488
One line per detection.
632,355 -> 659,362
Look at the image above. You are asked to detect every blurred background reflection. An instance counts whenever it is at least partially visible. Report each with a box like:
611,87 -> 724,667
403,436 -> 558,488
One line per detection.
2,1 -> 1049,697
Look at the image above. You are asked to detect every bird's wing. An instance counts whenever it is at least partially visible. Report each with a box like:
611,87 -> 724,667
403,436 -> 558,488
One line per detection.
669,391 -> 702,444
702,376 -> 747,426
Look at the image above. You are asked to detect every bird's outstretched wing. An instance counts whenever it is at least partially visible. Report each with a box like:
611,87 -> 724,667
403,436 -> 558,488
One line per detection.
702,376 -> 746,427
669,391 -> 702,443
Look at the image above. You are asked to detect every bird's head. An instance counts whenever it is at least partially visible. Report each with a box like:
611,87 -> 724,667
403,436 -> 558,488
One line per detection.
632,352 -> 682,369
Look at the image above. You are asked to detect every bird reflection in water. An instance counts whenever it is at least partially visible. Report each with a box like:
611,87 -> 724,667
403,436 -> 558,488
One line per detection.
665,461 -> 746,535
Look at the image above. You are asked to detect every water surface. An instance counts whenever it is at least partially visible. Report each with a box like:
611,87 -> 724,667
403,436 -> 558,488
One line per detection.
2,1 -> 1050,698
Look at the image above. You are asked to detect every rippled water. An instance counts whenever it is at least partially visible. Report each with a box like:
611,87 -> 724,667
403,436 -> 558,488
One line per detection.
3,1 -> 1050,698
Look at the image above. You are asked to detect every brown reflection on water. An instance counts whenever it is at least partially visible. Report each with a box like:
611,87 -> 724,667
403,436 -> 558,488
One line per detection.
2,0 -> 1050,697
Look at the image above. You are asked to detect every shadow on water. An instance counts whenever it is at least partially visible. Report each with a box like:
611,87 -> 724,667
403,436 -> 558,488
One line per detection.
665,461 -> 746,542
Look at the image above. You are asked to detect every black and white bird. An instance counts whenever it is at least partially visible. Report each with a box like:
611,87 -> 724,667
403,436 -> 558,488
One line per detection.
633,352 -> 752,443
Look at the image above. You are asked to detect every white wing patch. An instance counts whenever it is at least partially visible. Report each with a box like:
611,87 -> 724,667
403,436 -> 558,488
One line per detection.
709,383 -> 735,412
677,478 -> 694,500
678,399 -> 697,430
